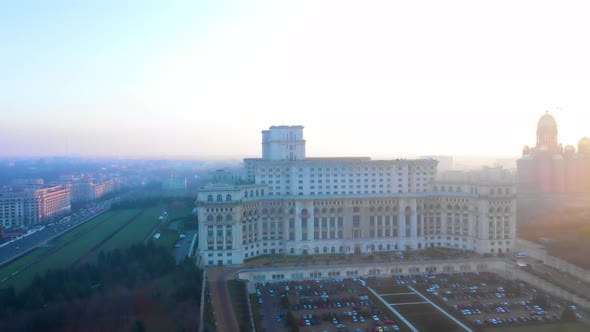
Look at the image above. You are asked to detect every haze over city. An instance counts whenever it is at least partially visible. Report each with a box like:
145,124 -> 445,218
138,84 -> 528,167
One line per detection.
2,0 -> 590,159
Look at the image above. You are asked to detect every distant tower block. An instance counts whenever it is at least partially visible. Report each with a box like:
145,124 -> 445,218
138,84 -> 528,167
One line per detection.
262,125 -> 306,161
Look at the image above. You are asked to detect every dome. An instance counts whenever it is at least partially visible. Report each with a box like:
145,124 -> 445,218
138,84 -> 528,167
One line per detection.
522,145 -> 530,156
579,137 -> 590,146
537,112 -> 557,128
564,145 -> 576,153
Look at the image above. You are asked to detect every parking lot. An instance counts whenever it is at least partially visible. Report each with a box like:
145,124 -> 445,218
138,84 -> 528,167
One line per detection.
255,278 -> 408,332
252,272 -> 588,332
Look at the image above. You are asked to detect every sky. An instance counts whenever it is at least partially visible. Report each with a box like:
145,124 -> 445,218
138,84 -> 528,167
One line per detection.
1,0 -> 590,160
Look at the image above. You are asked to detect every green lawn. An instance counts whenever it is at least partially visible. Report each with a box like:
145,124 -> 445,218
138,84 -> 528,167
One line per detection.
3,209 -> 143,290
153,229 -> 179,250
0,210 -> 118,280
90,207 -> 162,257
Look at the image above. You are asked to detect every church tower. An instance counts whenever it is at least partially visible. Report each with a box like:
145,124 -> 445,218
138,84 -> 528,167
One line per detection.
535,111 -> 559,152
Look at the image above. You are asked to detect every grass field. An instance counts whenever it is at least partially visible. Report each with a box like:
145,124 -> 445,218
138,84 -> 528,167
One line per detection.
0,210 -> 118,281
87,207 -> 162,259
0,208 -> 167,291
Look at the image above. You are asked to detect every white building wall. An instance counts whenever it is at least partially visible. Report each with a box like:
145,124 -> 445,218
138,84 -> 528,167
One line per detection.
196,126 -> 516,267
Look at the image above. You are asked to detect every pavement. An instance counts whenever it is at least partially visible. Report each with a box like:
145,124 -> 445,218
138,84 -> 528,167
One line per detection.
206,266 -> 240,332
201,252 -> 590,332
172,230 -> 197,264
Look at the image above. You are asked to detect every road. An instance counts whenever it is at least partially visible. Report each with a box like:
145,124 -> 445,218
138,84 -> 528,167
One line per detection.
0,200 -> 112,268
172,230 -> 197,264
207,266 -> 240,332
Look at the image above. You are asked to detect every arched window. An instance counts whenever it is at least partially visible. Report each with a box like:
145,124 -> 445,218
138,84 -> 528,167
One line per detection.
331,246 -> 335,253
256,190 -> 259,196
289,208 -> 295,215
207,195 -> 213,202
301,208 -> 308,215
456,186 -> 461,192
261,189 -> 264,196
323,246 -> 328,253
216,194 -> 222,202
226,194 -> 231,201
434,186 -> 438,192
216,215 -> 223,222
330,207 -> 335,213
498,188 -> 503,195
441,186 -> 446,192
226,215 -> 232,221
290,248 -> 295,254
207,215 -> 214,221
490,189 -> 495,195
244,191 -> 249,198
314,247 -> 320,253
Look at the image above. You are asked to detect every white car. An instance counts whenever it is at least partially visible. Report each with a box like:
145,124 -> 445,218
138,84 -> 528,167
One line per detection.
373,315 -> 380,321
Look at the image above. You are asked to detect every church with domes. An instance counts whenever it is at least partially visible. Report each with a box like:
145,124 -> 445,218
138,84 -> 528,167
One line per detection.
517,112 -> 590,195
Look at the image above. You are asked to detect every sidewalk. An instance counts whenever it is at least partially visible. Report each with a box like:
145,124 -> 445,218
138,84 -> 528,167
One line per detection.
206,266 -> 240,332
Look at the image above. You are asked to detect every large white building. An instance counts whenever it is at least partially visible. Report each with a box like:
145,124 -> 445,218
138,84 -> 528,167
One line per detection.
1,185 -> 71,228
196,126 -> 516,266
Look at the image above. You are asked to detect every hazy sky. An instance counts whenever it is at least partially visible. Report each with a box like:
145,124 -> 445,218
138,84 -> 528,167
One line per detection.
2,1 -> 590,159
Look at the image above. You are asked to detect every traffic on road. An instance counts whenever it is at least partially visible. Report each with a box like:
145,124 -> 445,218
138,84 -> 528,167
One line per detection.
0,199 -> 114,266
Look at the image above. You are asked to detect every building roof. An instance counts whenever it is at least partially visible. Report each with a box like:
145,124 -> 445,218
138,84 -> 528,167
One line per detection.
537,111 -> 557,128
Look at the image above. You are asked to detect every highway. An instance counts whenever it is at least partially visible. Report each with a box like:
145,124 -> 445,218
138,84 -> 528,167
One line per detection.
0,200 -> 112,268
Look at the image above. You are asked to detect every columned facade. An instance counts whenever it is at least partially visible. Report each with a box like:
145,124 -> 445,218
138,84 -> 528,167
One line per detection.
196,126 -> 516,266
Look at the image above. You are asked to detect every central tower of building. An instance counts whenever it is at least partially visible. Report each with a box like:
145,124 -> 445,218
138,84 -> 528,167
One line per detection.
261,125 -> 306,161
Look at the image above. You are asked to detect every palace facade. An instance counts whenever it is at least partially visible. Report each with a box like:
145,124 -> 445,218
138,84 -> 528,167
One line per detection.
197,126 -> 515,266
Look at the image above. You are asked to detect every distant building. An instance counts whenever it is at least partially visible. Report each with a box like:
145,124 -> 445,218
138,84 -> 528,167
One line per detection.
196,125 -> 516,266
70,178 -> 120,203
0,185 -> 71,228
517,112 -> 590,194
421,155 -> 454,173
162,176 -> 187,191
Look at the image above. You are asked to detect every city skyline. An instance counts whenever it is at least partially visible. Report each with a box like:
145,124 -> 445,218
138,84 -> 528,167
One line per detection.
2,1 -> 590,159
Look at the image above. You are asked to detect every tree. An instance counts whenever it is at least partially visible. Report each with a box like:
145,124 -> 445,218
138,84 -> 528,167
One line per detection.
131,319 -> 146,332
561,306 -> 577,322
532,293 -> 550,308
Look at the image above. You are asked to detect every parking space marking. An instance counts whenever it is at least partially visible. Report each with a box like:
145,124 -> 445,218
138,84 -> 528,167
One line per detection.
390,302 -> 429,306
407,286 -> 474,332
367,287 -> 419,332
380,292 -> 416,296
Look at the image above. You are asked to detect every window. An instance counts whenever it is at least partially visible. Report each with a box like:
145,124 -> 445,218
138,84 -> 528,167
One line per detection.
353,215 -> 360,227
217,194 -> 222,202
207,195 -> 213,202
226,194 -> 232,201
